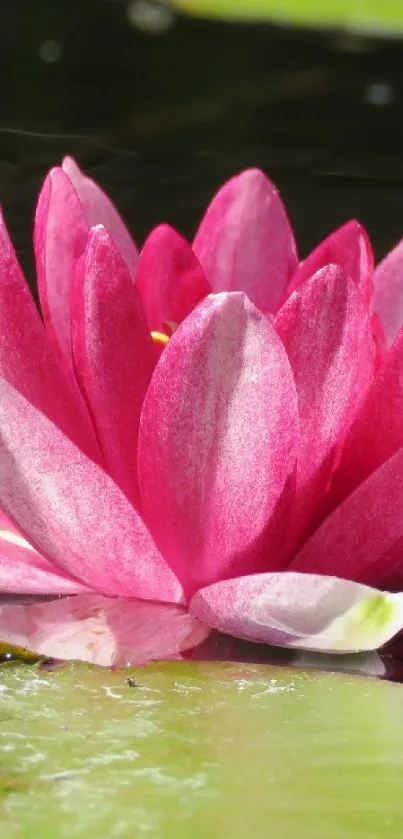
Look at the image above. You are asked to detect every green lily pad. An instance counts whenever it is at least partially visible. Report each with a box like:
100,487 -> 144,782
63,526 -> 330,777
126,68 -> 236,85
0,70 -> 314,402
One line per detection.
0,661 -> 403,837
173,0 -> 403,33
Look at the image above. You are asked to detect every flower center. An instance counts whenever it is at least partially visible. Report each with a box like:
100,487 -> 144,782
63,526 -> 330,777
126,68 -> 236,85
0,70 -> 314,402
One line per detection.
151,331 -> 170,346
150,320 -> 178,346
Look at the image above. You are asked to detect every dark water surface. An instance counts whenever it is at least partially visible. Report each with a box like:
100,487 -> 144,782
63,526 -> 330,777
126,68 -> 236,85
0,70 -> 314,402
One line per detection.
2,0 -> 403,287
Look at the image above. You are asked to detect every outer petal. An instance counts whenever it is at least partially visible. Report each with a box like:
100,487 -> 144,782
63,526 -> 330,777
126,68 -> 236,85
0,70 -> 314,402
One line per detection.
62,157 -> 138,276
274,265 -> 375,551
72,226 -> 155,506
0,376 -> 182,602
328,328 -> 403,507
138,292 -> 299,595
193,169 -> 298,313
287,220 -> 373,306
290,446 -> 403,589
373,237 -> 403,347
190,572 -> 403,653
35,167 -> 89,373
0,208 -> 99,461
0,596 -> 209,667
0,531 -> 88,595
0,508 -> 22,533
136,224 -> 210,332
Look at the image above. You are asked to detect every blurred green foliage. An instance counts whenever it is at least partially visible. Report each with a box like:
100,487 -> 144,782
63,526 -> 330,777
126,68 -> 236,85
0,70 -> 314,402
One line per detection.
173,0 -> 403,32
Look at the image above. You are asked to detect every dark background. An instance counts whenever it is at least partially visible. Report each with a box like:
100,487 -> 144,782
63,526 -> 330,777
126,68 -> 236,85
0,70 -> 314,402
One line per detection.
2,0 -> 403,285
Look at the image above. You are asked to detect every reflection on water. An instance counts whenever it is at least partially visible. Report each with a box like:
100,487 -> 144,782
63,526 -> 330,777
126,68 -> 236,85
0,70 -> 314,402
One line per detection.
2,638 -> 403,684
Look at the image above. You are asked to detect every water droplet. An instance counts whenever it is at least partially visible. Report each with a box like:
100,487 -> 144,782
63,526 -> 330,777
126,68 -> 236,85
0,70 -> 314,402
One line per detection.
127,1 -> 175,33
38,40 -> 64,64
363,82 -> 394,106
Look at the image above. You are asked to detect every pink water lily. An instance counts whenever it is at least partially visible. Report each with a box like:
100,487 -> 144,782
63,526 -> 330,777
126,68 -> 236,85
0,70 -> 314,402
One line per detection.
0,159 -> 403,667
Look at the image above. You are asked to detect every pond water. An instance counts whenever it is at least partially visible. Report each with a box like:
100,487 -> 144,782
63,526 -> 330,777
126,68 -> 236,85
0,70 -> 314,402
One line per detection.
2,0 -> 403,285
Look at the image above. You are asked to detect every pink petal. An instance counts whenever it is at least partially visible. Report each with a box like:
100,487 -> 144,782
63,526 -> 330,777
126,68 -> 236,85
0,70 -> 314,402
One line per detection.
0,376 -> 182,603
62,157 -> 138,276
190,572 -> 403,653
193,169 -> 298,313
290,446 -> 403,589
72,226 -> 155,506
0,208 -> 99,461
0,508 -> 19,532
138,292 -> 299,596
35,167 -> 89,373
136,224 -> 210,332
0,595 -> 209,667
287,220 -> 373,306
371,312 -> 387,368
274,265 -> 375,551
373,237 -> 403,347
327,328 -> 403,507
0,531 -> 88,595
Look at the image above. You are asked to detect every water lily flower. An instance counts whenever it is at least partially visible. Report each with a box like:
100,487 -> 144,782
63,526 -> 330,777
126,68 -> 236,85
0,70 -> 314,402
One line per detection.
0,159 -> 403,667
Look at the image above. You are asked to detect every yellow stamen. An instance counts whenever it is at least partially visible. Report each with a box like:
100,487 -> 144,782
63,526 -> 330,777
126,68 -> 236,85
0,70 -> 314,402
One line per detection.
151,330 -> 170,346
